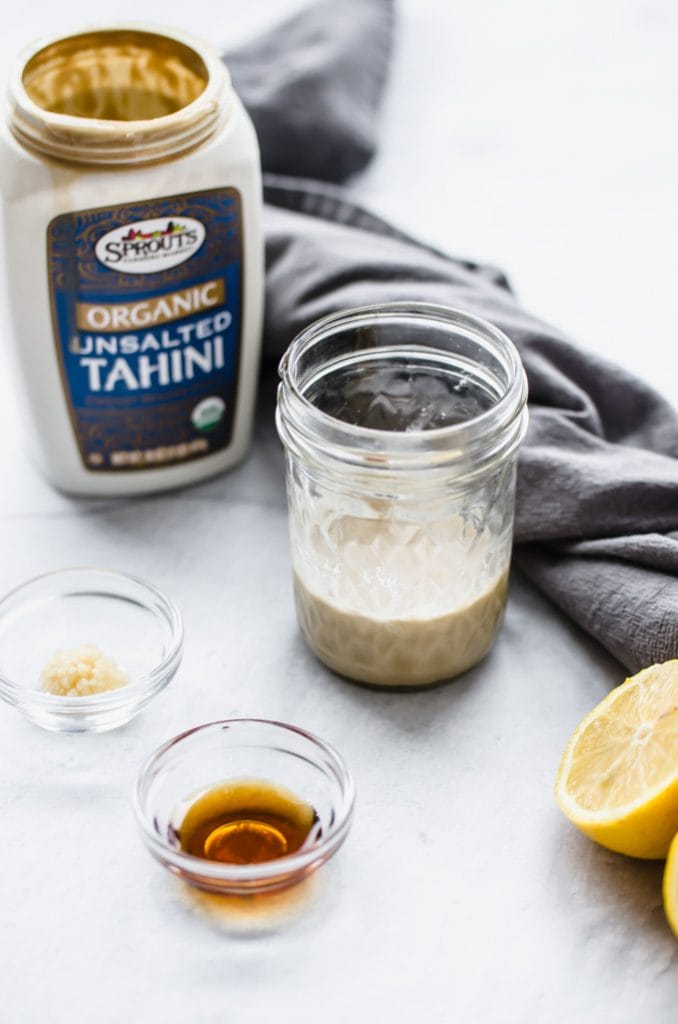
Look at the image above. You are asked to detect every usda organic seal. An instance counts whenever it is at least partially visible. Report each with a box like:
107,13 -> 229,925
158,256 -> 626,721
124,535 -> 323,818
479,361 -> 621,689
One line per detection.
191,396 -> 226,433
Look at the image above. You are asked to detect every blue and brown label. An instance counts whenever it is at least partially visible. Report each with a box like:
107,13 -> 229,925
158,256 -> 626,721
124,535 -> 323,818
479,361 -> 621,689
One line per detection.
47,187 -> 242,472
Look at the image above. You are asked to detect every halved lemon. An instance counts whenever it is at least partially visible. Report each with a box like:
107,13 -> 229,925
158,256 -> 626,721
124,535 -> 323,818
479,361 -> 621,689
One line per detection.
555,660 -> 678,859
663,832 -> 678,938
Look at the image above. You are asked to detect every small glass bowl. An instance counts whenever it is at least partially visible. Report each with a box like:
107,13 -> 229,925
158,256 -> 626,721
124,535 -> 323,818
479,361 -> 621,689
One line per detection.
0,568 -> 183,732
134,719 -> 356,895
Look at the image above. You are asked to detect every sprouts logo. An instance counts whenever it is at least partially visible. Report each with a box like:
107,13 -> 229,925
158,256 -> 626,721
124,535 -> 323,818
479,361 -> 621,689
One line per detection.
95,216 -> 206,275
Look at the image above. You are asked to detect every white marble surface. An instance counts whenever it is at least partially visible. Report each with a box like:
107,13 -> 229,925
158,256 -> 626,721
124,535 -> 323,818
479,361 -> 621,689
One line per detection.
1,2 -> 677,1022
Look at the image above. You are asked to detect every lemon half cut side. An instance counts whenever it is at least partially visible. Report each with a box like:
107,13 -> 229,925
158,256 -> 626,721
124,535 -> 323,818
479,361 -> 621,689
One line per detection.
555,660 -> 678,860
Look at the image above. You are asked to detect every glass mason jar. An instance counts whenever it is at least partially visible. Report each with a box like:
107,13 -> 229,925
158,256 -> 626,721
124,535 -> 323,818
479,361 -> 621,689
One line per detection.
276,302 -> 528,688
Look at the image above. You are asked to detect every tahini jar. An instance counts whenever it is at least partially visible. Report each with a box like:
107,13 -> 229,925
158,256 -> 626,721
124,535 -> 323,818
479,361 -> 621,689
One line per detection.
0,26 -> 263,494
277,303 -> 529,688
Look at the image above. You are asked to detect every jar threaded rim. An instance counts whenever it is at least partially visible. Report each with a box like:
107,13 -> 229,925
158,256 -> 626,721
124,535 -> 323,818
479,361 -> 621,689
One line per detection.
276,302 -> 529,481
7,24 -> 232,166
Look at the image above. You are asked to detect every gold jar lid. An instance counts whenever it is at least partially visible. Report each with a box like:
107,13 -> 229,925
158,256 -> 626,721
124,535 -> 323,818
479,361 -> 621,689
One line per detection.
7,25 -> 232,166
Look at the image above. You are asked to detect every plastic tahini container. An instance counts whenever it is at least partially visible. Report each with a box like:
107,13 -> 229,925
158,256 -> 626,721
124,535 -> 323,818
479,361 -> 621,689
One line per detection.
0,24 -> 264,495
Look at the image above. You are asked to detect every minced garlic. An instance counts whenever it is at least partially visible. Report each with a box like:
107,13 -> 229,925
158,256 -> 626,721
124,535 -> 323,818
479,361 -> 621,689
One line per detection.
40,643 -> 129,697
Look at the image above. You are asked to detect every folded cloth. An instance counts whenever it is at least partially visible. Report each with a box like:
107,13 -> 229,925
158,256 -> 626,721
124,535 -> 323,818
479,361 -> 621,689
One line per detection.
225,0 -> 394,183
226,0 -> 678,673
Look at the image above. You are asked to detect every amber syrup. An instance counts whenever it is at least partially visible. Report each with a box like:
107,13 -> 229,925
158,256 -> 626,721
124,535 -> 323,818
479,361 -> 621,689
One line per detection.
174,779 -> 319,865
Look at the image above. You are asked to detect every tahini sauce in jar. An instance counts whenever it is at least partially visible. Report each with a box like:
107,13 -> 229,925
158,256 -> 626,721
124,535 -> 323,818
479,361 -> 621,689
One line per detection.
277,303 -> 529,688
0,25 -> 264,495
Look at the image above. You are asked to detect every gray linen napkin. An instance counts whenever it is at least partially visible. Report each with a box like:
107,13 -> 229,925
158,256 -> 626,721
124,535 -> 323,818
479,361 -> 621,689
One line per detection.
226,0 -> 678,673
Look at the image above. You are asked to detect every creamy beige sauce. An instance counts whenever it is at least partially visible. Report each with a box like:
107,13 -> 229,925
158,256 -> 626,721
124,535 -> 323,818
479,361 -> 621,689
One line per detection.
294,571 -> 508,687
292,511 -> 510,687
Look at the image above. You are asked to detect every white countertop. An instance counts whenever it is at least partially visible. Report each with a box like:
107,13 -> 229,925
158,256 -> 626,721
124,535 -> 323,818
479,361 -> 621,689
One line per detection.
1,2 -> 677,1022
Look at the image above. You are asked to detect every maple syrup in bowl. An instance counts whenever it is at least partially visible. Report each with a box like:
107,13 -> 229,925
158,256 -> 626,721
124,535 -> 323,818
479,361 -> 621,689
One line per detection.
133,719 -> 355,894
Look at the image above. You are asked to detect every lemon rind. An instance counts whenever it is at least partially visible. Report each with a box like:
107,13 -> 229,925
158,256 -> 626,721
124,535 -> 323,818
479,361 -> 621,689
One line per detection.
663,833 -> 678,938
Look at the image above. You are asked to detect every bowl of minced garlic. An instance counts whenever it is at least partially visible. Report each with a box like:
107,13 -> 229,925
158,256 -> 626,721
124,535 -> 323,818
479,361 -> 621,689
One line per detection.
0,568 -> 183,732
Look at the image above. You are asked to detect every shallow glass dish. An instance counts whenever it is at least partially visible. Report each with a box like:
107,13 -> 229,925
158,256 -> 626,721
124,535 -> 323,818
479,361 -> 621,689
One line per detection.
134,719 -> 356,895
0,568 -> 183,732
